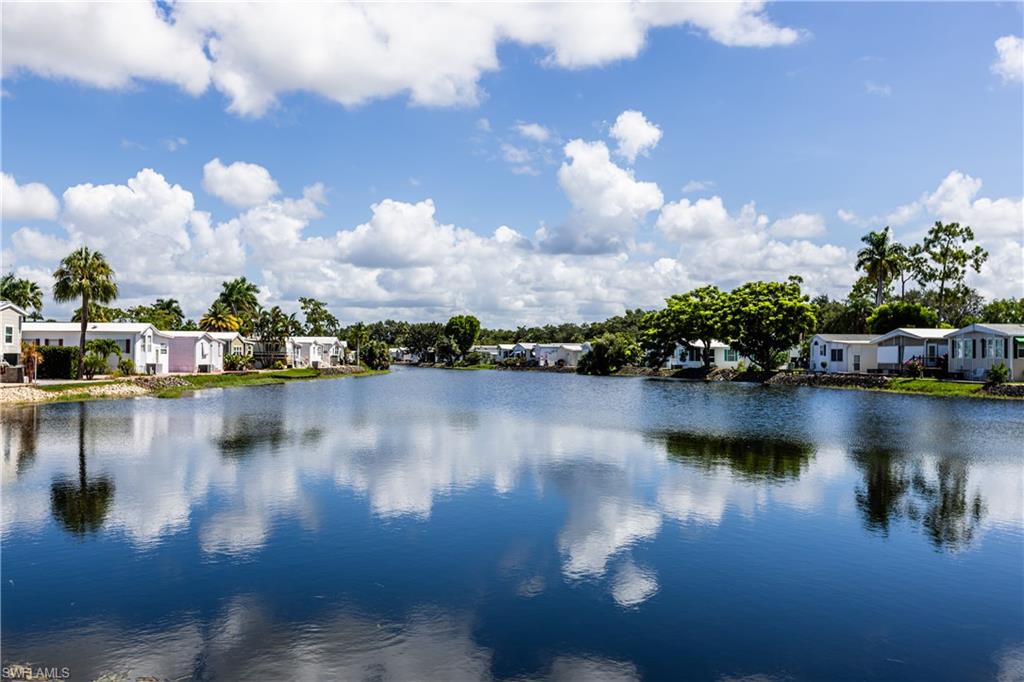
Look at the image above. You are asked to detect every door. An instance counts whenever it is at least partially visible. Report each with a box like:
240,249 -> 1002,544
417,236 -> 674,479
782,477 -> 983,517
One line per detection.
853,354 -> 861,372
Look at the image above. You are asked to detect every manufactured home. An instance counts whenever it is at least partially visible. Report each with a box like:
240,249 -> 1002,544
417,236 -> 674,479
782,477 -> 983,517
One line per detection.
945,323 -> 1024,381
809,334 -> 878,374
663,341 -> 748,370
1,301 -> 28,367
535,343 -> 588,367
291,336 -> 347,368
162,331 -> 223,373
23,321 -> 170,374
873,328 -> 950,373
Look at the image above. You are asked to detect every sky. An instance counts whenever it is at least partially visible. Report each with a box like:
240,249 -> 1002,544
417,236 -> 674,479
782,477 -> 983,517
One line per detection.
1,1 -> 1022,327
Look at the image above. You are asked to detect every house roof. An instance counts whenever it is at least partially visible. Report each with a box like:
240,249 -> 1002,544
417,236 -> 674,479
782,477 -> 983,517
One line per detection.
873,328 -> 952,343
537,343 -> 585,351
291,336 -> 346,346
813,333 -> 876,344
513,342 -> 537,349
498,344 -> 517,350
160,330 -> 216,341
0,301 -> 29,317
24,321 -> 156,334
208,331 -> 242,341
950,323 -> 1024,337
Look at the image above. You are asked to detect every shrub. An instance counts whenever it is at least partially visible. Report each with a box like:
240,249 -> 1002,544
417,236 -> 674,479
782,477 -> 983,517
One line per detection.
118,358 -> 136,375
362,340 -> 391,370
903,358 -> 925,378
224,353 -> 251,371
83,353 -> 108,379
577,332 -> 640,376
986,362 -> 1010,386
462,351 -> 487,366
36,346 -> 81,379
271,360 -> 287,370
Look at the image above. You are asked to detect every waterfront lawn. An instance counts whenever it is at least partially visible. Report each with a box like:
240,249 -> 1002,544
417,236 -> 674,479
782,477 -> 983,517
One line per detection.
882,378 -> 986,398
155,367 -> 384,398
37,380 -> 118,392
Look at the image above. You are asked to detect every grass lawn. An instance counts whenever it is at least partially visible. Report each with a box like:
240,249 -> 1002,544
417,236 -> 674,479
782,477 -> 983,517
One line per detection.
155,367 -> 386,398
37,380 -> 118,392
882,378 -> 987,398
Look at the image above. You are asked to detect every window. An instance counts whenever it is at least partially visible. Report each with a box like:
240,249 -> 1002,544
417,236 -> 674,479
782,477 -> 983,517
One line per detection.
687,346 -> 702,362
201,343 -> 207,359
830,348 -> 844,362
991,338 -> 1004,359
724,348 -> 739,362
4,326 -> 12,344
819,343 -> 826,357
124,339 -> 131,354
853,354 -> 861,371
1016,340 -> 1024,359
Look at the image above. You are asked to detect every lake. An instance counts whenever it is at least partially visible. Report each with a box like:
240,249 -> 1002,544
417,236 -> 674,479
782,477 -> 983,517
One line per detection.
2,367 -> 1022,681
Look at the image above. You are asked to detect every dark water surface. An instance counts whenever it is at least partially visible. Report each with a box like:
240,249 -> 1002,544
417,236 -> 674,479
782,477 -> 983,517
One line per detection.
2,368 -> 1022,681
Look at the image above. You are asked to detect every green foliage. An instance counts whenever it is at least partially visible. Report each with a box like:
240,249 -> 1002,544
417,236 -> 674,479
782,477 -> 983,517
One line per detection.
639,309 -> 679,367
223,353 -> 252,371
916,221 -> 988,323
85,338 -> 122,363
200,301 -> 242,331
361,340 -> 391,370
36,346 -> 81,379
722,278 -> 816,372
811,294 -> 873,334
985,362 -> 1010,386
300,297 -> 340,335
856,227 -> 900,306
445,315 -> 481,358
434,335 -> 459,365
980,298 -> 1024,324
1,272 -> 44,316
902,358 -> 925,378
405,322 -> 444,361
216,277 -> 261,332
640,286 -> 726,369
82,353 -> 109,379
253,306 -> 302,346
118,358 -> 136,375
577,332 -> 640,375
867,301 -> 940,334
271,360 -> 287,370
53,246 -> 118,378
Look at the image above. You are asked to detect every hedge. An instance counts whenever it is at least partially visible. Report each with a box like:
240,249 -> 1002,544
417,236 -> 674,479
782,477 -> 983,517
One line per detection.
37,346 -> 81,379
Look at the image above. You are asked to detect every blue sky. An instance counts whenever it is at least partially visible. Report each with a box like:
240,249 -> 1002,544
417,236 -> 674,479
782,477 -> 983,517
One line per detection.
1,2 -> 1021,325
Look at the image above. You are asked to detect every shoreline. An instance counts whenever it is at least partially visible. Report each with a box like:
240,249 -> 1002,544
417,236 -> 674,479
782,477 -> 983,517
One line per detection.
0,366 -> 388,406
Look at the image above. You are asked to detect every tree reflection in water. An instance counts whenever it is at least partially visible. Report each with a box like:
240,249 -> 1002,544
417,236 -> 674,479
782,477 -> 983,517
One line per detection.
852,448 -> 985,552
654,431 -> 815,482
2,404 -> 40,477
215,411 -> 323,458
50,402 -> 114,536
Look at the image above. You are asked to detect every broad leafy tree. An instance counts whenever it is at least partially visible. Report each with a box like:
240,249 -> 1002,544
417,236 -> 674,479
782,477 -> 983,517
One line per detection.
915,221 -> 988,323
856,227 -> 901,306
980,298 -> 1024,324
445,315 -> 481,359
866,301 -> 940,334
722,279 -> 816,371
577,332 -> 640,375
299,297 -> 340,336
52,247 -> 119,379
405,322 -> 444,361
152,298 -> 185,328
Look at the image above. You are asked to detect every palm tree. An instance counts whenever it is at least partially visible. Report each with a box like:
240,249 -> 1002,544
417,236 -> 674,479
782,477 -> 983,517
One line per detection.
1,273 -> 45,317
153,298 -> 185,328
856,227 -> 900,307
52,247 -> 118,379
217,277 -> 260,321
200,301 -> 242,331
21,341 -> 43,383
85,338 -> 122,372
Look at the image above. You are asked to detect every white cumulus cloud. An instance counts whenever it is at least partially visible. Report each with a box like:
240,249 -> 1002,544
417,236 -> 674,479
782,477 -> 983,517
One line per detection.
770,213 -> 826,239
609,110 -> 662,164
202,158 -> 281,208
1,172 -> 60,221
992,35 -> 1024,84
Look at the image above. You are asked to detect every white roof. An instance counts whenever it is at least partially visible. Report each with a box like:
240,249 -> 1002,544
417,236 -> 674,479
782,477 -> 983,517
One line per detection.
498,344 -> 517,350
813,333 -> 876,344
291,336 -> 345,345
160,330 -> 216,341
537,343 -> 585,351
208,331 -> 242,341
513,342 -> 537,349
873,328 -> 952,343
0,301 -> 29,317
24,321 -> 155,334
949,323 -> 1024,337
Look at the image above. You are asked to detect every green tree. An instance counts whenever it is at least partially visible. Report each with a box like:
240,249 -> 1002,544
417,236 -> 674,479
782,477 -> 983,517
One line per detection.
577,332 -> 640,375
152,298 -> 185,328
200,301 -> 242,331
405,322 -> 444,362
856,227 -> 901,306
915,221 -> 988,323
346,322 -> 370,365
980,298 -> 1024,324
217,277 -> 261,331
811,295 -> 873,334
444,314 -> 481,359
52,247 -> 119,379
361,340 -> 391,370
866,301 -> 940,334
1,273 -> 44,317
665,286 -> 727,369
892,242 -> 925,300
85,338 -> 123,367
722,279 -> 816,371
639,309 -> 679,367
299,297 -> 340,335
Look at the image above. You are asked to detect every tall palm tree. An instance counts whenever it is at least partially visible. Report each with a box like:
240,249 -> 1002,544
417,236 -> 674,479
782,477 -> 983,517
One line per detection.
153,298 -> 185,328
52,247 -> 118,379
218,277 -> 260,319
1,273 -> 45,317
856,227 -> 900,307
200,301 -> 242,331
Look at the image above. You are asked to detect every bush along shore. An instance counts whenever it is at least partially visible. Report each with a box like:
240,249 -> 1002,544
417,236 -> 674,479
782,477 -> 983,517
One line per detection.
0,366 -> 386,405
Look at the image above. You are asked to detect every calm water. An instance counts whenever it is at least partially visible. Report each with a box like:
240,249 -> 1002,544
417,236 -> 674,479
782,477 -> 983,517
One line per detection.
2,368 -> 1022,681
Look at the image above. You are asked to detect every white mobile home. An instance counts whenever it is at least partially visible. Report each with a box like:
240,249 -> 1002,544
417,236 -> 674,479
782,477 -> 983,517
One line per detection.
873,328 -> 951,373
470,345 -> 500,363
663,341 -> 747,370
510,342 -> 537,360
208,331 -> 253,357
535,343 -> 588,367
1,301 -> 28,367
810,334 -> 878,374
946,323 -> 1024,381
162,331 -> 223,373
496,344 -> 518,361
290,336 -> 347,368
23,321 -> 170,374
